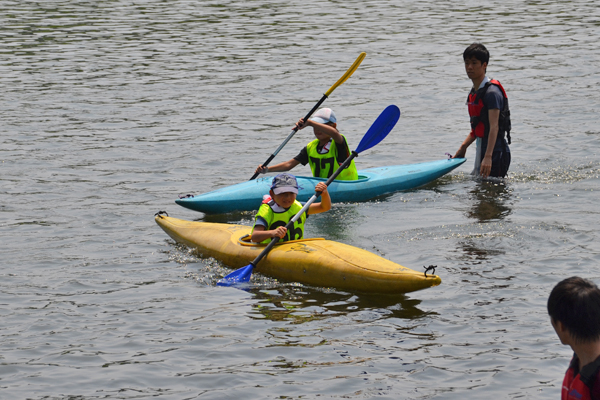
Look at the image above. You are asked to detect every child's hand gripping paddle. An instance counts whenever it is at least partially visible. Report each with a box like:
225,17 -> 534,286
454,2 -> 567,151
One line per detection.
219,105 -> 401,286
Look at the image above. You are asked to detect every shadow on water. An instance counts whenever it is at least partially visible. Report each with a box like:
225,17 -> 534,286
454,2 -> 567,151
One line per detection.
243,284 -> 435,323
408,172 -> 467,192
465,180 -> 513,222
344,172 -> 465,205
196,210 -> 256,225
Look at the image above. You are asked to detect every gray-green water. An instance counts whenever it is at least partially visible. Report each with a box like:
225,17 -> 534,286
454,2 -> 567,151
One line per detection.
2,1 -> 599,398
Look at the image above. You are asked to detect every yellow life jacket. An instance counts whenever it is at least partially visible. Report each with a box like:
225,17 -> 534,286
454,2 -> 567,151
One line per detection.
252,199 -> 306,244
306,135 -> 358,181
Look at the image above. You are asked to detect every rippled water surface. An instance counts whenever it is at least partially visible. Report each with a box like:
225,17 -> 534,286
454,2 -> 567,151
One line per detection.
2,0 -> 600,398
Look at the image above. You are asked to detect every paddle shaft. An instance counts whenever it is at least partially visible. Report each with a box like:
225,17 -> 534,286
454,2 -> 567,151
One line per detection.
249,97 -> 327,180
249,151 -> 358,267
249,52 -> 366,181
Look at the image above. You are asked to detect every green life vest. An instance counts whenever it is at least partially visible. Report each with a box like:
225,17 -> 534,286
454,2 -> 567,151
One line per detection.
252,199 -> 307,244
306,135 -> 358,181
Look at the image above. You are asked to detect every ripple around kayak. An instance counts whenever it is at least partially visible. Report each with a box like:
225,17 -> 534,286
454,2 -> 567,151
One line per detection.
155,214 -> 442,294
175,158 -> 467,214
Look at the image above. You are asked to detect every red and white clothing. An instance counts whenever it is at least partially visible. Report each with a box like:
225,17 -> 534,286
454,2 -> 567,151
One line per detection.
562,353 -> 600,400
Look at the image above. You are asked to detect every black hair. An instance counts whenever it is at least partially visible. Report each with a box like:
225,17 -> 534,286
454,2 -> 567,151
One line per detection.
547,276 -> 600,343
463,43 -> 490,65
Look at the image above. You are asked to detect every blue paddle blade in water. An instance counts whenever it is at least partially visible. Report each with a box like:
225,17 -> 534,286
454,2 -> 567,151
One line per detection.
216,264 -> 254,286
355,105 -> 400,154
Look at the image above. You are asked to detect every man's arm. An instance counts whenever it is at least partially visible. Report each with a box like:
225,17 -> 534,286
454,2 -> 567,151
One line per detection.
480,109 -> 500,178
454,133 -> 476,159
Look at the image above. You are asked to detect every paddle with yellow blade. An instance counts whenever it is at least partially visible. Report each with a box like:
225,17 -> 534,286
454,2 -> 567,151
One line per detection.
218,105 -> 401,286
249,52 -> 367,180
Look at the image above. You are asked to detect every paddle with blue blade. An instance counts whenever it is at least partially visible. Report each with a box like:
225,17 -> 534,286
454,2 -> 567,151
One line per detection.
217,105 -> 401,286
250,52 -> 366,180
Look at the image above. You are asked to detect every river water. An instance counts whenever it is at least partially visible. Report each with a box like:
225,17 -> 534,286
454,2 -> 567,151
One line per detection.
2,0 -> 599,399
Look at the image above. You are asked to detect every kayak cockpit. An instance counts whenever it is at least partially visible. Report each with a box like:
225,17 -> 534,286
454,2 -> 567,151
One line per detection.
237,234 -> 326,247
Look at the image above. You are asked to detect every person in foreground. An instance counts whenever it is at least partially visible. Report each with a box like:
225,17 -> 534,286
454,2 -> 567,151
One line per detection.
255,108 -> 358,181
548,276 -> 600,399
251,173 -> 331,244
453,42 -> 512,179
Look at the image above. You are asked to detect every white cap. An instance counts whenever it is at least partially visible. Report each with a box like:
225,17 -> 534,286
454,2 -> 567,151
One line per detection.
309,108 -> 336,124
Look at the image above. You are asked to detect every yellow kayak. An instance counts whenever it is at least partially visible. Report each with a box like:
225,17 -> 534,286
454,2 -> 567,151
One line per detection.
155,214 -> 441,294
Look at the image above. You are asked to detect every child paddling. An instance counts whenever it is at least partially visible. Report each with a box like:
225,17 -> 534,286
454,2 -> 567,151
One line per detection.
254,108 -> 358,181
251,173 -> 331,244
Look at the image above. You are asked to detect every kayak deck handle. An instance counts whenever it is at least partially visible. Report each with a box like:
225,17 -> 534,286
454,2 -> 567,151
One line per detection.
423,265 -> 437,277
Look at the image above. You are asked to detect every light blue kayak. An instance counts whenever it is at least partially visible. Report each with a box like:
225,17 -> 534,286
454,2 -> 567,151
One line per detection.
176,158 -> 466,214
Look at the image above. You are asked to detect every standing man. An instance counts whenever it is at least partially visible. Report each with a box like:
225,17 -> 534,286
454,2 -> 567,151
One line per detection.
453,43 -> 511,179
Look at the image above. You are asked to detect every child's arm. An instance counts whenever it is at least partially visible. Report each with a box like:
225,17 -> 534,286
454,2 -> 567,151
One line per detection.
255,159 -> 300,175
308,182 -> 331,215
251,225 -> 287,243
296,118 -> 344,145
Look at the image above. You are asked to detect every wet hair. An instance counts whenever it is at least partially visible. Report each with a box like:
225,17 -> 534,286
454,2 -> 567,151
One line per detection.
463,43 -> 490,65
547,276 -> 600,343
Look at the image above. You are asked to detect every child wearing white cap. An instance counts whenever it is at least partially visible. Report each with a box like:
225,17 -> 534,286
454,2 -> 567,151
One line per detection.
255,108 -> 359,181
251,173 -> 331,244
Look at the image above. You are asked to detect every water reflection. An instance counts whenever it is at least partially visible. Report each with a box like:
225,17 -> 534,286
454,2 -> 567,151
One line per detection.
454,240 -> 506,266
466,181 -> 513,222
245,284 -> 434,323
